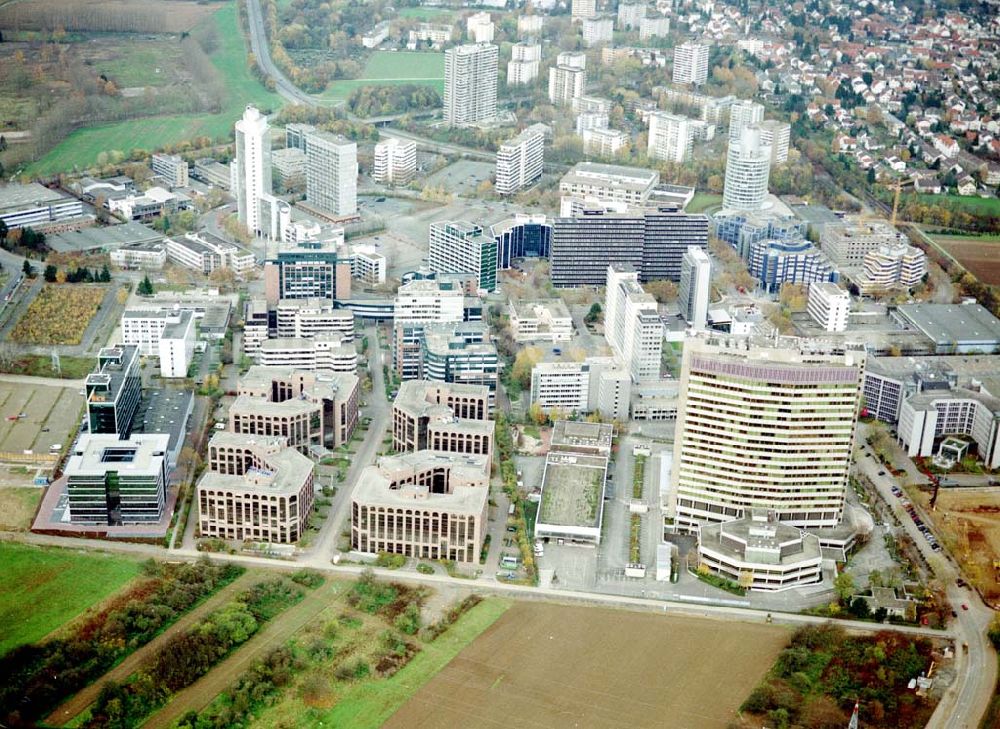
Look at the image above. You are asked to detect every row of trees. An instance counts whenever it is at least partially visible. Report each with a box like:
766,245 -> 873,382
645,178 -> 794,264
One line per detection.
0,221 -> 46,254
347,84 -> 441,118
87,579 -> 303,729
0,559 -> 242,728
43,263 -> 110,284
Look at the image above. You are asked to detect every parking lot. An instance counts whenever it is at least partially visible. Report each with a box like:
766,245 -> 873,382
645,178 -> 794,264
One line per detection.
0,382 -> 83,457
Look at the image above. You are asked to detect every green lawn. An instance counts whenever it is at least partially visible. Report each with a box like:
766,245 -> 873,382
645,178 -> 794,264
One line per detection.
322,51 -> 444,99
397,7 -> 453,19
96,40 -> 186,88
0,543 -> 142,655
25,1 -> 280,176
316,598 -> 510,727
686,192 -> 723,214
919,194 -> 1000,217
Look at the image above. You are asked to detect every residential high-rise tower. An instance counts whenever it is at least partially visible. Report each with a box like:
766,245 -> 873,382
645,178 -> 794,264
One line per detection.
234,105 -> 272,235
444,43 -> 498,126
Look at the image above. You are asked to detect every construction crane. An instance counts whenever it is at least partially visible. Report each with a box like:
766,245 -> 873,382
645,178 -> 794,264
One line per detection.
880,176 -> 915,226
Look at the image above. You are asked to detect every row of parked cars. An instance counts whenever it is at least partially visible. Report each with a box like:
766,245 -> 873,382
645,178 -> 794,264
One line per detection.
892,486 -> 943,552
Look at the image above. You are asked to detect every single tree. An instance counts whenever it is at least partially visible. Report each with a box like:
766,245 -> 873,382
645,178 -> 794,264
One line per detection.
138,274 -> 154,296
22,259 -> 34,278
43,264 -> 57,283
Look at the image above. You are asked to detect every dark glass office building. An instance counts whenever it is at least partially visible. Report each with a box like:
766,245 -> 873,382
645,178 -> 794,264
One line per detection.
86,346 -> 142,438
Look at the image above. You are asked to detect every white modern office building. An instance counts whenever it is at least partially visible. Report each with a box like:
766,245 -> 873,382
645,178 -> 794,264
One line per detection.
495,124 -> 546,195
679,245 -> 711,330
275,298 -> 355,340
858,243 -> 927,292
507,41 -> 541,85
668,335 -> 865,533
530,359 -> 631,421
647,112 -> 694,163
372,138 -> 416,186
158,310 -> 196,378
605,264 -> 663,383
258,335 -> 358,372
807,282 -> 851,332
444,43 -> 498,126
233,105 -> 272,235
672,41 -> 709,86
722,125 -> 772,212
305,130 -> 358,218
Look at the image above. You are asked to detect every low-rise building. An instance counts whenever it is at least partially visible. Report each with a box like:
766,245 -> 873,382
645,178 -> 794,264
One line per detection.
166,232 -> 256,277
697,510 -> 823,592
230,366 -> 359,451
275,298 -> 355,340
559,162 -> 659,208
64,433 -> 170,525
108,186 -> 189,221
197,432 -> 315,543
151,154 -> 189,188
351,450 -> 490,562
582,127 -> 629,157
807,282 -> 851,332
258,334 -> 358,372
271,147 -> 307,191
508,299 -> 573,342
110,240 -> 167,270
0,182 -> 84,231
892,303 -> 1000,355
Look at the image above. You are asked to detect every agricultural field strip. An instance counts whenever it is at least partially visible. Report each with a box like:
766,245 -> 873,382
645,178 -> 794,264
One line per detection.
47,571 -> 260,728
141,581 -> 345,729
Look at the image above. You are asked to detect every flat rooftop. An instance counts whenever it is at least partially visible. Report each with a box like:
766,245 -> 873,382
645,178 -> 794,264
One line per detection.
896,303 -> 1000,346
0,182 -> 68,212
562,161 -> 659,185
551,420 -> 614,455
47,222 -> 163,253
395,379 -> 491,415
511,298 -> 571,321
538,452 -> 608,528
353,450 -> 489,514
65,433 -> 169,475
133,388 -> 193,457
198,435 -> 313,496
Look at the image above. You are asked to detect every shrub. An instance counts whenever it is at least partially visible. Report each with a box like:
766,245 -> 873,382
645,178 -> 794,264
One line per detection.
416,563 -> 435,575
290,569 -> 325,589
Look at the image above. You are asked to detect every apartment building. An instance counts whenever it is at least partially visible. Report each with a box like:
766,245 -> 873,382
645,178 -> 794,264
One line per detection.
582,15 -> 613,46
407,23 -> 451,49
444,43 -> 498,126
495,124 -> 546,195
617,1 -> 645,28
466,11 -> 494,42
427,220 -> 499,292
550,208 -> 709,286
605,265 -> 663,383
517,14 -> 543,36
639,14 -> 670,39
672,41 -> 709,85
64,433 -> 170,526
571,0 -> 597,19
305,130 -> 358,218
507,41 -> 541,85
197,432 -> 314,543
728,100 -> 764,141
230,366 -> 359,451
392,380 -> 493,464
582,128 -> 629,158
372,138 -> 417,186
807,282 -> 851,332
548,64 -> 587,106
151,153 -> 189,187
757,119 -> 791,165
258,334 -> 358,372
723,125 -> 772,212
351,450 -> 490,563
647,112 -> 694,163
679,246 -> 711,330
668,335 -> 865,533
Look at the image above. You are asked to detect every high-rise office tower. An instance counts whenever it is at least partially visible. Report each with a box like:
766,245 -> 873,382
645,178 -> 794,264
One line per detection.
728,99 -> 764,141
495,124 -> 546,195
723,125 -> 772,212
372,138 -> 416,185
672,41 -> 710,86
647,112 -> 693,163
234,105 -> 272,235
678,245 -> 711,330
444,43 -> 498,126
305,130 -> 357,218
668,336 -> 865,532
757,119 -> 791,165
604,265 -> 663,383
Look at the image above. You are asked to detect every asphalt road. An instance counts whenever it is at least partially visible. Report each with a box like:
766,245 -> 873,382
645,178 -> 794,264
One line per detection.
244,0 -> 318,107
854,432 -> 996,729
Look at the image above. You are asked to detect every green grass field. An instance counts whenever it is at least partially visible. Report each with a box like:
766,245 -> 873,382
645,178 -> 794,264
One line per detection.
919,194 -> 1000,217
322,51 -> 444,99
315,598 -> 510,727
25,2 -> 280,176
686,192 -> 723,214
95,40 -> 186,88
0,543 -> 142,655
397,6 -> 453,19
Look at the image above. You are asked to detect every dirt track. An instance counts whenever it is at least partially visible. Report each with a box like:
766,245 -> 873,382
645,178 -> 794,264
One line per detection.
385,602 -> 789,729
46,571 -> 259,727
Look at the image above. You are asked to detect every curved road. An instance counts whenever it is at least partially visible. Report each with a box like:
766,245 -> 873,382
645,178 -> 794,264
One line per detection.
244,0 -> 322,107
